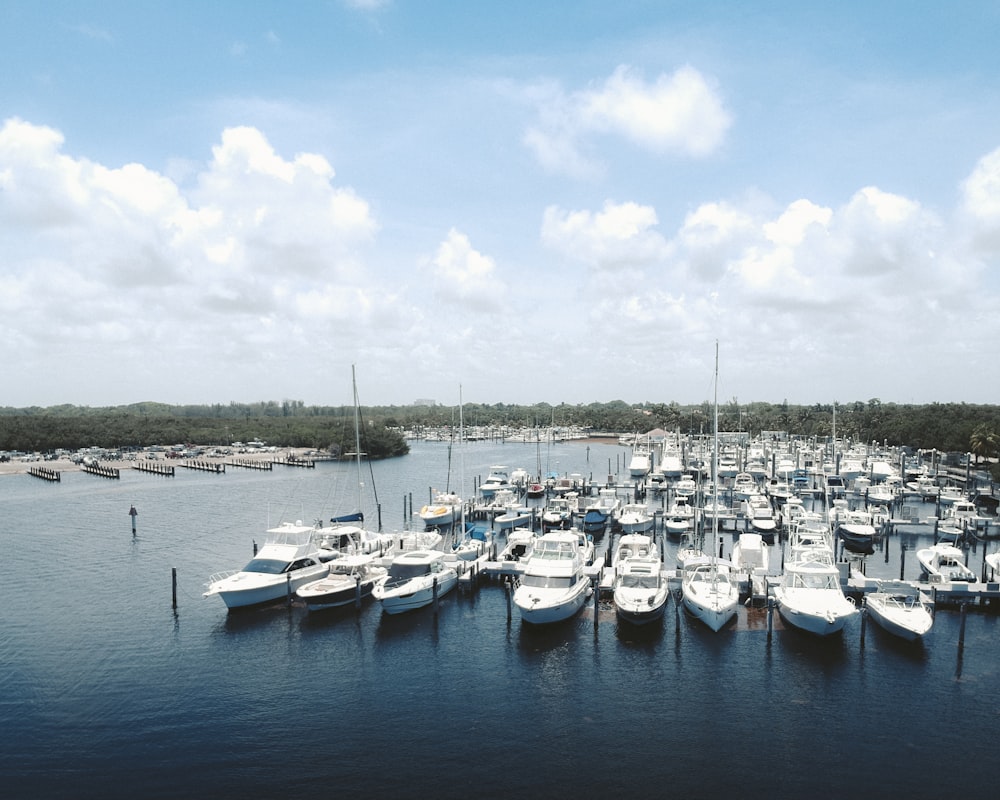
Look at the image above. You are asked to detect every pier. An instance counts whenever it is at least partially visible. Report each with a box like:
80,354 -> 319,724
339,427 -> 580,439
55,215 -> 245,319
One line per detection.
133,460 -> 175,476
274,457 -> 315,468
28,466 -> 61,482
180,460 -> 226,474
81,462 -> 120,479
226,458 -> 273,471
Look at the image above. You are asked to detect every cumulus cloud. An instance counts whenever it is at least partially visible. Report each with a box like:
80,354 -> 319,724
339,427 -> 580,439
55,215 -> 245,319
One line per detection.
541,200 -> 671,270
524,65 -> 731,175
427,229 -> 506,307
0,118 -> 381,363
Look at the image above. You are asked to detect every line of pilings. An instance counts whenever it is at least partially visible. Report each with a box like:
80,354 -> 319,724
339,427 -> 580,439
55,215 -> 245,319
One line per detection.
28,466 -> 61,482
82,463 -> 120,479
133,461 -> 175,476
180,460 -> 225,473
226,458 -> 273,471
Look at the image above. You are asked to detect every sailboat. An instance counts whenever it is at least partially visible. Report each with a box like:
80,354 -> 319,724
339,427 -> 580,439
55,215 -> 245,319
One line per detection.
682,342 -> 739,632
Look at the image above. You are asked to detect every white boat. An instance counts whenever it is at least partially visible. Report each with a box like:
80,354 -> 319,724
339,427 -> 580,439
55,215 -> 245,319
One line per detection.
733,472 -> 757,501
295,553 -> 387,612
681,557 -> 739,632
372,549 -> 458,614
905,474 -> 939,500
617,502 -> 654,534
938,485 -> 966,506
479,465 -> 512,498
836,509 -> 877,555
613,550 -> 668,626
499,527 -> 535,562
204,522 -> 329,610
418,491 -> 463,528
986,552 -> 1000,580
774,549 -> 859,636
612,532 -> 655,569
628,444 -> 651,478
674,474 -> 697,498
915,543 -> 976,583
513,530 -> 592,624
731,531 -> 769,599
743,493 -> 777,542
662,496 -> 693,539
452,524 -> 494,560
541,496 -> 575,529
865,583 -> 933,641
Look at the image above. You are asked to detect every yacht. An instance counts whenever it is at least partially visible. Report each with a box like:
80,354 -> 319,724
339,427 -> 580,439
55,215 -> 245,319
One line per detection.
774,549 -> 859,636
864,583 -> 933,641
743,493 -> 777,543
617,502 -> 654,535
835,509 -> 877,555
204,522 -> 329,610
513,530 -> 592,624
418,491 -> 463,528
662,496 -> 693,539
916,543 -> 976,583
372,550 -> 458,614
479,466 -> 513,498
613,550 -> 668,626
295,553 -> 387,612
681,556 -> 739,632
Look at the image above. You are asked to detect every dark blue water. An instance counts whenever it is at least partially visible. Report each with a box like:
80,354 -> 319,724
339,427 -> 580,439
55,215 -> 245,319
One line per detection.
2,440 -> 998,799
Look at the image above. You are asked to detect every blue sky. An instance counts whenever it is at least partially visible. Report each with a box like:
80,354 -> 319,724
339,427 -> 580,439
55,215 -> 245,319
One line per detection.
3,1 -> 1000,409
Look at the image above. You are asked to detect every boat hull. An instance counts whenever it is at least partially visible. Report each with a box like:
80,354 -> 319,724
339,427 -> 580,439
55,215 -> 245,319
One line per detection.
375,572 -> 458,614
211,564 -> 329,610
514,579 -> 590,625
775,589 -> 858,636
865,597 -> 933,641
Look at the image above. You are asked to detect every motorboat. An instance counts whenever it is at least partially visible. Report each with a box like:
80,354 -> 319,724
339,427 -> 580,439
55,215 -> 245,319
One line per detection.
774,549 -> 859,636
731,531 -> 769,599
617,502 -> 654,535
613,551 -> 668,626
674,474 -> 697,499
662,497 -> 693,539
452,524 -> 494,561
836,509 -> 877,555
513,530 -> 592,624
541,496 -> 575,529
372,549 -> 458,614
479,466 -> 513,498
938,485 -> 966,506
494,505 -> 532,531
824,474 -> 848,500
733,472 -> 757,501
675,531 -> 705,571
864,583 -> 933,641
905,474 -> 940,500
628,446 -> 651,478
204,522 -> 329,610
916,543 -> 976,583
295,553 -> 387,612
314,515 -> 396,561
581,488 -> 620,534
612,532 -> 655,570
418,491 -> 463,528
743,493 -> 777,543
985,551 -> 1000,579
681,556 -> 739,632
569,527 -> 596,566
499,527 -> 535,562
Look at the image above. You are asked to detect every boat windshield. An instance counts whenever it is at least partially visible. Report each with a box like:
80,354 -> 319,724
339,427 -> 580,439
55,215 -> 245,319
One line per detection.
791,572 -> 837,590
620,573 -> 659,589
242,558 -> 290,575
522,574 -> 576,589
386,562 -> 429,580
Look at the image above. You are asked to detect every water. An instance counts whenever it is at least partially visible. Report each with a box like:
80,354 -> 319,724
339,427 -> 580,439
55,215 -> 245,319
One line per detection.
2,440 -> 999,799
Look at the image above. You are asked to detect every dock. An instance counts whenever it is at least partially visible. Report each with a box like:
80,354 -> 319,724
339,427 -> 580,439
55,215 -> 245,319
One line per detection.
274,458 -> 315,468
28,466 -> 61,482
226,458 -> 273,471
133,460 -> 175,476
180,460 -> 225,474
81,462 -> 120,479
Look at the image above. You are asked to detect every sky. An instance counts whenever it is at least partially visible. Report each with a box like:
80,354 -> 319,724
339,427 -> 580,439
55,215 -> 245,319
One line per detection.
3,1 -> 1000,410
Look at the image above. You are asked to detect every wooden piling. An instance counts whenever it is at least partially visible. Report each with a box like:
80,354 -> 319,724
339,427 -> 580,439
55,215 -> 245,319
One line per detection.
172,567 -> 178,609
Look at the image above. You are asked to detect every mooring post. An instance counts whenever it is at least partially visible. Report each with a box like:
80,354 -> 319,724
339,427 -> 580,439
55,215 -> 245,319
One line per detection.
958,601 -> 967,651
593,577 -> 599,632
860,597 -> 867,649
899,543 -> 906,581
129,504 -> 138,536
286,573 -> 292,606
505,577 -> 512,623
355,574 -> 362,611
253,539 -> 258,556
171,567 -> 177,609
766,596 -> 773,642
432,576 -> 439,615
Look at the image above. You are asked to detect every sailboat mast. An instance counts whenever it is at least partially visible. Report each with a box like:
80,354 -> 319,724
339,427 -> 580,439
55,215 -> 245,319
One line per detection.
352,364 -> 363,514
712,341 -> 719,551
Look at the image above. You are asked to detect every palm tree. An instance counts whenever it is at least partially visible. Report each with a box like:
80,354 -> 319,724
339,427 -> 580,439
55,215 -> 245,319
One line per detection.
969,424 -> 997,466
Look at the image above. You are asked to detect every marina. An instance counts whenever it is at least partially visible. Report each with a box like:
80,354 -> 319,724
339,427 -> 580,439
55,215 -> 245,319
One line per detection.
3,436 -> 1000,798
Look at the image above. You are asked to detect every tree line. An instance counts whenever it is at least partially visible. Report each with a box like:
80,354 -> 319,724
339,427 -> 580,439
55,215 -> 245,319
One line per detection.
1,398 -> 999,463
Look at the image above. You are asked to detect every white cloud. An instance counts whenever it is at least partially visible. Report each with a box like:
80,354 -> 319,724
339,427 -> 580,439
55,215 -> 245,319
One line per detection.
427,229 -> 506,307
541,200 -> 670,270
524,65 -> 731,175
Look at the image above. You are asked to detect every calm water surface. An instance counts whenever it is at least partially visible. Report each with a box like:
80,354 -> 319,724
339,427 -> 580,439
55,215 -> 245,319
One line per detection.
2,440 -> 998,799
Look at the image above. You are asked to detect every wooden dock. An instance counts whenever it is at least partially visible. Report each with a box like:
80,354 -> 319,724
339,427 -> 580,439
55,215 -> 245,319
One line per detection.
274,458 -> 315,468
226,458 -> 272,471
28,466 -> 61,482
180,460 -> 225,474
82,463 -> 120,479
133,461 -> 175,476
